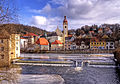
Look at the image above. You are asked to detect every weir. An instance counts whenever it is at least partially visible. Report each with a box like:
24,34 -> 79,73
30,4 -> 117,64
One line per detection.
71,59 -> 90,67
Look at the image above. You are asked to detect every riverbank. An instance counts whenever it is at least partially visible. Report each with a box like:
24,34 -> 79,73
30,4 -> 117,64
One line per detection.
114,48 -> 120,63
21,49 -> 115,54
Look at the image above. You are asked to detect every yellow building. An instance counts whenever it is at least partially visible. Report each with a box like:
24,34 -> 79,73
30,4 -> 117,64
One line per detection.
11,34 -> 20,59
0,29 -> 11,67
90,38 -> 106,49
0,28 -> 20,67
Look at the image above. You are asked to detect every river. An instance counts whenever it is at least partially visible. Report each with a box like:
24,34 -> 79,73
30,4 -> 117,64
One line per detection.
0,53 -> 120,84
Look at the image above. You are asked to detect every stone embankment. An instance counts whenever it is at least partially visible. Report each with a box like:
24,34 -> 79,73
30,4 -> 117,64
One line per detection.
114,47 -> 120,64
21,49 -> 115,54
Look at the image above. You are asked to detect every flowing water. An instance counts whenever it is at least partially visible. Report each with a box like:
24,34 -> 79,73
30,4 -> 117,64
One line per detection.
0,54 -> 120,84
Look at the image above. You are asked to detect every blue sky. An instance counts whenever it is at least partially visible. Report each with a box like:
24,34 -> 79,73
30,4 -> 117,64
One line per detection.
17,0 -> 120,31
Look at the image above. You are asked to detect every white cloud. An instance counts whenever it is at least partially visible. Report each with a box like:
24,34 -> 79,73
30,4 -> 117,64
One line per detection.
30,16 -> 62,31
29,0 -> 120,31
30,16 -> 47,25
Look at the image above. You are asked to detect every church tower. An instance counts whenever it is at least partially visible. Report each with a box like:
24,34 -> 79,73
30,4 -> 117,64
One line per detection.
63,16 -> 68,37
63,16 -> 68,50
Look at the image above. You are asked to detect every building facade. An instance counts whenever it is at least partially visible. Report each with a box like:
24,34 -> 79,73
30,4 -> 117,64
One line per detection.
65,35 -> 76,50
10,34 -> 20,59
20,37 -> 28,49
23,33 -> 38,46
90,38 -> 106,49
51,40 -> 63,50
47,32 -> 63,43
0,29 -> 11,67
75,38 -> 90,49
105,39 -> 115,49
36,38 -> 49,50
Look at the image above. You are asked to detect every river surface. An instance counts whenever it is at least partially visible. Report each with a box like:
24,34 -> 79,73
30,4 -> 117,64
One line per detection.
0,53 -> 120,84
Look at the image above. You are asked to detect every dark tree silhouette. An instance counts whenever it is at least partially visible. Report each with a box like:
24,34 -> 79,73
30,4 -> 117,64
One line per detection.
0,0 -> 18,23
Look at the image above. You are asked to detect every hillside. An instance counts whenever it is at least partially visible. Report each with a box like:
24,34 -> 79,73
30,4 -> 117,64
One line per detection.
0,24 -> 50,35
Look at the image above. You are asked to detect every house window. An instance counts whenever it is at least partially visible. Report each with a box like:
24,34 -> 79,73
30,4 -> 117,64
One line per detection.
16,42 -> 18,45
1,54 -> 4,59
1,47 -> 4,51
110,46 -> 113,48
16,54 -> 18,57
106,46 -> 108,49
0,39 -> 3,43
110,43 -> 113,45
16,36 -> 18,40
16,47 -> 18,50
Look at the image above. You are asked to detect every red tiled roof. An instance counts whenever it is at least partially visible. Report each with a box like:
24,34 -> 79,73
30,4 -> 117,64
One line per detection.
51,40 -> 62,44
98,28 -> 103,31
68,35 -> 73,37
23,33 -> 38,37
20,37 -> 25,39
89,31 -> 94,33
29,33 -> 38,36
36,38 -> 49,45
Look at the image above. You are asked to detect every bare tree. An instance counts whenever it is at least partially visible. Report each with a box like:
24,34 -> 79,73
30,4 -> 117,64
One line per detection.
0,0 -> 18,24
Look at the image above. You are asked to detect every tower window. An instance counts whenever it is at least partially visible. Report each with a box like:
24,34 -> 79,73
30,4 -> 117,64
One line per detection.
65,26 -> 67,28
1,47 -> 4,51
1,54 -> 4,59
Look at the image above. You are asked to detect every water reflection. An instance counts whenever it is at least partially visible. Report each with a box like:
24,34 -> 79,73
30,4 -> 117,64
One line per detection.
115,67 -> 120,84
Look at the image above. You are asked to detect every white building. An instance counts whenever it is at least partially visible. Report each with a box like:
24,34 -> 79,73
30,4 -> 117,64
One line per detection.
11,34 -> 20,59
20,37 -> 28,49
106,39 -> 115,49
47,32 -> 63,43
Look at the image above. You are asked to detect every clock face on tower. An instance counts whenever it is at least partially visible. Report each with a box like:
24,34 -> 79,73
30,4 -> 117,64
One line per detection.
65,26 -> 67,28
63,16 -> 68,37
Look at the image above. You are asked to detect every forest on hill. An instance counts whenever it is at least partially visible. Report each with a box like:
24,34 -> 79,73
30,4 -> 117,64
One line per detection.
0,24 -> 50,35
